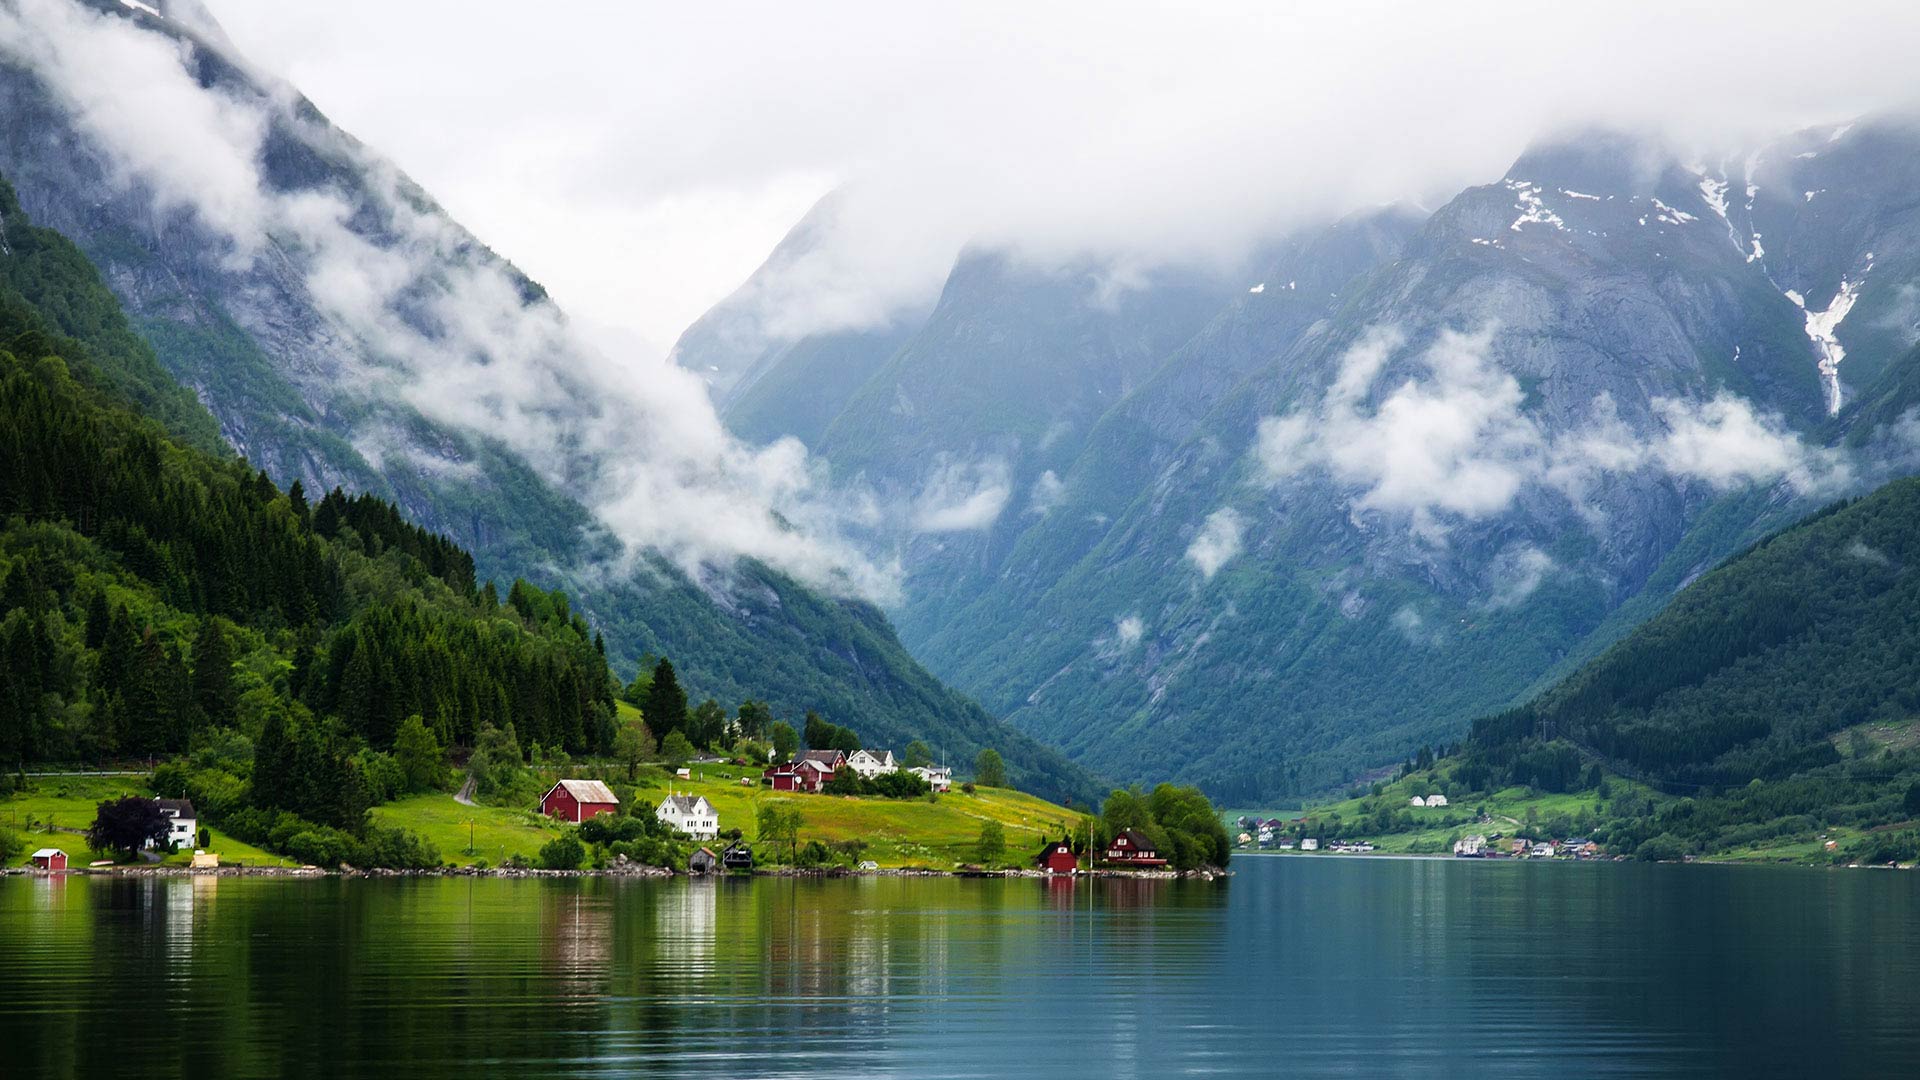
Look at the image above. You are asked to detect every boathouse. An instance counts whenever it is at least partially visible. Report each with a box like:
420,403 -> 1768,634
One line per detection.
1035,838 -> 1079,874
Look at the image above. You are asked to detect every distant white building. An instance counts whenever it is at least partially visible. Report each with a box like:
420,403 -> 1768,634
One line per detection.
1531,842 -> 1556,858
1408,796 -> 1427,807
846,749 -> 898,779
1453,835 -> 1487,856
1425,794 -> 1449,807
146,799 -> 197,852
1300,838 -> 1320,851
909,765 -> 952,792
656,794 -> 719,840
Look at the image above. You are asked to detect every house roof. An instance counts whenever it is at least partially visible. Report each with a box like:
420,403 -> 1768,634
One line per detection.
552,779 -> 619,804
156,798 -> 196,817
32,848 -> 64,859
799,749 -> 845,766
1111,828 -> 1155,850
660,794 -> 710,814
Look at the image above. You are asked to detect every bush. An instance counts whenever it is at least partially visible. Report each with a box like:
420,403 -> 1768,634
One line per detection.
795,839 -> 832,868
1635,834 -> 1686,862
195,827 -> 210,848
538,835 -> 585,870
358,827 -> 442,869
960,782 -> 976,795
0,827 -> 21,864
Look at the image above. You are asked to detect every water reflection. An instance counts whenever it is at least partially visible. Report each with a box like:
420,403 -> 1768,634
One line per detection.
0,862 -> 1915,1079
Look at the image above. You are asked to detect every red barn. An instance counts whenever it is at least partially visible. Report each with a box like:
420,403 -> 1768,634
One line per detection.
30,848 -> 67,871
1101,829 -> 1167,867
1035,839 -> 1078,875
540,779 -> 620,823
763,760 -> 833,793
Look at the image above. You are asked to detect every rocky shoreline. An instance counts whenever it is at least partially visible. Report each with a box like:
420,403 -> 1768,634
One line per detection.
3,862 -> 1228,881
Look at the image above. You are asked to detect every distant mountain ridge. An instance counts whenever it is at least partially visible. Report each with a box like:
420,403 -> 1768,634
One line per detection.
678,118 -> 1920,801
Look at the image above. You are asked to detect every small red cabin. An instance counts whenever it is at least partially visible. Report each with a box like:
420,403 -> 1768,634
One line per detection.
1102,828 -> 1167,867
30,848 -> 67,871
763,759 -> 833,793
540,779 -> 620,823
1035,839 -> 1078,875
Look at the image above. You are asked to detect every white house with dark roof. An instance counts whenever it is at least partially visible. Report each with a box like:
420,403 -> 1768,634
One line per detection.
146,798 -> 197,851
657,794 -> 719,840
845,749 -> 898,779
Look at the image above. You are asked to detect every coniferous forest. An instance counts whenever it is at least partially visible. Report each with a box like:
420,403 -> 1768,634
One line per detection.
0,181 -> 619,863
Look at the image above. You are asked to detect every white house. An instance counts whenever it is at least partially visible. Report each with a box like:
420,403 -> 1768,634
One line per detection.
1426,794 -> 1449,807
846,749 -> 898,779
1408,796 -> 1427,807
1300,838 -> 1320,851
909,765 -> 952,792
1453,835 -> 1487,856
1530,842 -> 1556,858
146,798 -> 197,852
656,794 -> 719,841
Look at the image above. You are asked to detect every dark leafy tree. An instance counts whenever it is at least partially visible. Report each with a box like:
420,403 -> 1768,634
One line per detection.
86,796 -> 167,858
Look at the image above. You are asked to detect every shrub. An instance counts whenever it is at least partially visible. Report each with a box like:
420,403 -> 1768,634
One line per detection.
358,827 -> 441,869
795,839 -> 832,868
195,827 -> 210,848
0,827 -> 21,864
538,835 -> 585,870
1635,834 -> 1686,862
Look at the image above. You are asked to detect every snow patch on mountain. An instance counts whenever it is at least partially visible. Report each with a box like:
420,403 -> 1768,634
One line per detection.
1505,179 -> 1566,233
1788,254 -> 1876,415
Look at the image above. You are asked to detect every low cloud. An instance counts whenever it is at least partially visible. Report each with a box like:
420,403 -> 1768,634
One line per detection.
911,457 -> 1011,533
1114,613 -> 1144,648
1028,469 -> 1066,515
1258,325 -> 1849,542
1186,508 -> 1245,579
1485,544 -> 1557,609
2,0 -> 899,600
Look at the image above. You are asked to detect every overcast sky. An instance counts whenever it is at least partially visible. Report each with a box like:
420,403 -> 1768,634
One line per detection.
206,1 -> 1920,361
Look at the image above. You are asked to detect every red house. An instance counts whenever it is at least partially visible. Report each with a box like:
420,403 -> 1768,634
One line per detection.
763,759 -> 834,793
797,749 -> 846,774
540,779 -> 620,823
1102,829 -> 1167,867
30,848 -> 67,871
1035,839 -> 1078,875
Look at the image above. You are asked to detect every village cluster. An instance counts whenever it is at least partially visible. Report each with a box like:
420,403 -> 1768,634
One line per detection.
1235,814 -> 1606,860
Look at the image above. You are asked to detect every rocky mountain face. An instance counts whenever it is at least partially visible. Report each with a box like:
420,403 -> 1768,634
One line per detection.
685,120 -> 1920,801
0,0 -> 1100,803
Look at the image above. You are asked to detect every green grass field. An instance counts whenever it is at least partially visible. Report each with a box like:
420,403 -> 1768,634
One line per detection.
378,760 -> 1084,869
6,758 -> 1083,871
1,775 -> 292,868
370,793 -> 570,867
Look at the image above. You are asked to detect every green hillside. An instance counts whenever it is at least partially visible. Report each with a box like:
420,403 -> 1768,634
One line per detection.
1448,480 -> 1920,861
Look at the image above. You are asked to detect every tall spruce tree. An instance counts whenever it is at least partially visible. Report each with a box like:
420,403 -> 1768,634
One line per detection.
643,657 -> 688,740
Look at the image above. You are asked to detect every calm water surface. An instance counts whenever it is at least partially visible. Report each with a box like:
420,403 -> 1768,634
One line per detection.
1,856 -> 1916,1078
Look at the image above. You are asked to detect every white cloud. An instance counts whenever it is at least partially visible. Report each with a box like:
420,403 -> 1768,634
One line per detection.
1486,544 -> 1556,609
911,457 -> 1011,533
1186,508 -> 1245,579
1028,469 -> 1067,515
201,1 -> 1920,353
0,0 -> 899,600
1114,614 -> 1144,647
1257,325 -> 1849,540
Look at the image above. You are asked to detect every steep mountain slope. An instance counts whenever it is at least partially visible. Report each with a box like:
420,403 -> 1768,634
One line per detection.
0,0 -> 1098,802
1471,477 -> 1920,789
696,122 -> 1920,802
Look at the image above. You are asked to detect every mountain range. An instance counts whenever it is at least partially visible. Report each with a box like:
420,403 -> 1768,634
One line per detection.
0,0 -> 1098,803
679,118 -> 1920,801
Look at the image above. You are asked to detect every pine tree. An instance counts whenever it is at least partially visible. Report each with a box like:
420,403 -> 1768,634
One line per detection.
643,657 -> 688,740
191,616 -> 236,728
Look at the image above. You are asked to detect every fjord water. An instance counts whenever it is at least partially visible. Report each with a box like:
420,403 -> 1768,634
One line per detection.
2,858 -> 1915,1078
